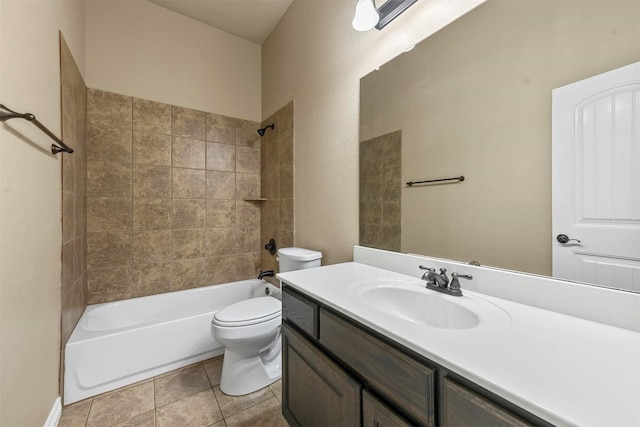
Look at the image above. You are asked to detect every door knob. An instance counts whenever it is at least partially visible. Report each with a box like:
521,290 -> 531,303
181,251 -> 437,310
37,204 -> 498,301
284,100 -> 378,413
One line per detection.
557,234 -> 581,244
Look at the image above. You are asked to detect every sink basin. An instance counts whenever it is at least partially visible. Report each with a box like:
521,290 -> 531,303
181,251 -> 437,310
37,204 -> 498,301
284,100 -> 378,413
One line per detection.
350,278 -> 481,329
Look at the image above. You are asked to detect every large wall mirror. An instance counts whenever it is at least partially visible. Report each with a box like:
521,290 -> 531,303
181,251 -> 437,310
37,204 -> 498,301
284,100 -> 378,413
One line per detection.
359,0 -> 640,292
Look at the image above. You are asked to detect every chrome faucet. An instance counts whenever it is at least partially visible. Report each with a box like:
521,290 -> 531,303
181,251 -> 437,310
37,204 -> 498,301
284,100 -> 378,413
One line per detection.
258,270 -> 275,280
419,266 -> 471,297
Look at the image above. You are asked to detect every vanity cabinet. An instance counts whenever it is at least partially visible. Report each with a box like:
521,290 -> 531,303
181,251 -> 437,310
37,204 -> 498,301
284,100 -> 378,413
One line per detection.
281,284 -> 548,427
441,377 -> 530,427
282,323 -> 361,426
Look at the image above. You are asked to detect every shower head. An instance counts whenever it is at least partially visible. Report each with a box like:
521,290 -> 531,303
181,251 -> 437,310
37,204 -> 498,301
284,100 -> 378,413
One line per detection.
257,123 -> 275,136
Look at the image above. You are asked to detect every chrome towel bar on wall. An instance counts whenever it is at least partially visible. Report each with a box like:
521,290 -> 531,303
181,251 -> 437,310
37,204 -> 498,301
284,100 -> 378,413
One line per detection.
0,103 -> 73,154
406,175 -> 464,187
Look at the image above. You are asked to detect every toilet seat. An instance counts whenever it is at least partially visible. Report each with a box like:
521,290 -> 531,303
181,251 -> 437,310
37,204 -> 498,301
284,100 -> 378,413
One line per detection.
212,297 -> 281,327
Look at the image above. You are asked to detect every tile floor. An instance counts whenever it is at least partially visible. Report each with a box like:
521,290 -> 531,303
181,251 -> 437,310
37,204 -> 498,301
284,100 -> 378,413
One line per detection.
59,357 -> 288,427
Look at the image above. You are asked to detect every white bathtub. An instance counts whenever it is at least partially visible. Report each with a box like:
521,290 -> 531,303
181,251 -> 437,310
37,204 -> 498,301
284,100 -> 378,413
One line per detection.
64,279 -> 281,404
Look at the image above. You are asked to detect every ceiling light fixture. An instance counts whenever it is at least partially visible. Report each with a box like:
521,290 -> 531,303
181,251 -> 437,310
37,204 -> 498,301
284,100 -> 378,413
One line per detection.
352,0 -> 419,32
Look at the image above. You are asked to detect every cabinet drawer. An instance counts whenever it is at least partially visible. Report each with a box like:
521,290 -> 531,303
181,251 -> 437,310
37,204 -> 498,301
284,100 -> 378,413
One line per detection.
363,390 -> 413,427
319,308 -> 435,427
442,377 -> 532,427
282,285 -> 319,339
282,323 -> 361,427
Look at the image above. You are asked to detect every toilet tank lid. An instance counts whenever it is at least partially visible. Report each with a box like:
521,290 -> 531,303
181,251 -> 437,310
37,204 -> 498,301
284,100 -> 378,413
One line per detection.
278,247 -> 323,261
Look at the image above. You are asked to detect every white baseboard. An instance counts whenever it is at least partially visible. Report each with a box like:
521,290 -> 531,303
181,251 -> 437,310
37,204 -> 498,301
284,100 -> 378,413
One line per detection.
43,397 -> 61,427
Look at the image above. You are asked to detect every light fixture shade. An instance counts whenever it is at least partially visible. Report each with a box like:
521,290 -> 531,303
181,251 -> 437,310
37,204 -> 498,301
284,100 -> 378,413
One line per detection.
352,0 -> 379,31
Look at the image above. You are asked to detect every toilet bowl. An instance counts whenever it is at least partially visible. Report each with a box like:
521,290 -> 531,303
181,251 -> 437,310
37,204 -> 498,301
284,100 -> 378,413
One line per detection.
211,247 -> 322,396
211,296 -> 282,396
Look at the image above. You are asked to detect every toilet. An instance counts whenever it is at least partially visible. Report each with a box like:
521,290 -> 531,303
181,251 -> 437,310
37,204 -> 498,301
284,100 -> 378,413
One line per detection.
211,247 -> 322,396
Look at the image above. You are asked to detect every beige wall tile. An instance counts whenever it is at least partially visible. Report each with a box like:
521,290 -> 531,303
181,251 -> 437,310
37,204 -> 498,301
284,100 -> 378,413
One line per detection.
206,113 -> 236,144
278,229 -> 294,250
132,230 -> 172,263
132,132 -> 171,166
87,232 -> 131,268
82,91 -> 292,302
205,199 -> 236,228
206,142 -> 236,172
278,131 -> 293,167
173,229 -> 205,260
235,252 -> 260,280
205,228 -> 235,256
172,168 -> 205,199
132,262 -> 171,297
279,199 -> 293,231
206,171 -> 235,199
132,164 -> 171,198
87,89 -> 132,129
62,192 -> 75,244
87,124 -> 132,163
133,198 -> 171,230
236,146 -> 260,174
87,266 -> 133,304
172,137 -> 205,169
279,165 -> 293,199
133,98 -> 171,135
62,242 -> 74,292
171,259 -> 205,291
235,173 -> 260,199
205,256 -> 236,285
87,197 -> 131,232
236,200 -> 260,227
74,190 -> 86,239
261,200 -> 279,229
236,226 -> 260,254
171,198 -> 205,229
236,119 -> 260,148
171,106 -> 205,140
87,161 -> 131,197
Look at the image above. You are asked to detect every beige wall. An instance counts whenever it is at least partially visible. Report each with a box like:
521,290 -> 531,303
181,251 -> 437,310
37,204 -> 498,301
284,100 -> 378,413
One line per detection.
262,0 -> 485,265
360,0 -> 640,276
0,1 -> 85,425
85,0 -> 261,122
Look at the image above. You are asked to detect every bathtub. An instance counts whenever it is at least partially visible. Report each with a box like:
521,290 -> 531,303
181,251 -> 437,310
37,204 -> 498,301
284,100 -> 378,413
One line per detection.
64,279 -> 281,404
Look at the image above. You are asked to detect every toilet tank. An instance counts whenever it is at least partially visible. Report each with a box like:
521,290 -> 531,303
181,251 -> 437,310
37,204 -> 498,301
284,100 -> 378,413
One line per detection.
278,247 -> 322,273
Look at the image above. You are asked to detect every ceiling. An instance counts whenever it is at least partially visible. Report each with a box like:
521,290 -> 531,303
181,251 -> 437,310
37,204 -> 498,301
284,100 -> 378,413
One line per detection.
147,0 -> 295,45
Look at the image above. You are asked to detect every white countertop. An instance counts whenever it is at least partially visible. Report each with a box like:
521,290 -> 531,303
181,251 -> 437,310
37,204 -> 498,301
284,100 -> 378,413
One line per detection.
278,262 -> 640,427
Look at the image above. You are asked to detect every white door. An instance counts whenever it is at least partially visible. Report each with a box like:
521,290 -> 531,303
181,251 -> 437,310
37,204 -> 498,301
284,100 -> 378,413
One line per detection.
552,61 -> 640,292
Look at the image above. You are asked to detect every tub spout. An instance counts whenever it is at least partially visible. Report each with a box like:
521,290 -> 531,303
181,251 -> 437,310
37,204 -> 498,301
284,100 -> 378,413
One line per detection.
258,270 -> 275,280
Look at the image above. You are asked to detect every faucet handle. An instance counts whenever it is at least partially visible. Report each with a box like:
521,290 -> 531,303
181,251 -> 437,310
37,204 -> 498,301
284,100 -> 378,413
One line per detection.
450,273 -> 472,291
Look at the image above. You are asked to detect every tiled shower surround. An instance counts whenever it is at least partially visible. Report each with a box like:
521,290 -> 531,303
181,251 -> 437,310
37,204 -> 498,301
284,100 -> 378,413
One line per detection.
359,130 -> 401,252
86,89 -> 265,303
60,34 -> 88,353
260,102 -> 294,276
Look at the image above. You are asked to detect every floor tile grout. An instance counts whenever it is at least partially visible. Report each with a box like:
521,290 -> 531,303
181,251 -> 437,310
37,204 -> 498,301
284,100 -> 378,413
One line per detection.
60,356 -> 285,427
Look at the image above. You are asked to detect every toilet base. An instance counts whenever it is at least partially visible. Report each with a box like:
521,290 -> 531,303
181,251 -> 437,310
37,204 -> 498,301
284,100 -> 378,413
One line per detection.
219,333 -> 282,396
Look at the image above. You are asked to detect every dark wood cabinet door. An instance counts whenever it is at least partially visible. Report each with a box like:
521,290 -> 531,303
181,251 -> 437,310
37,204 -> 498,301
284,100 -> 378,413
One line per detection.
442,377 -> 533,427
282,322 -> 361,427
319,309 -> 435,426
363,390 -> 414,427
